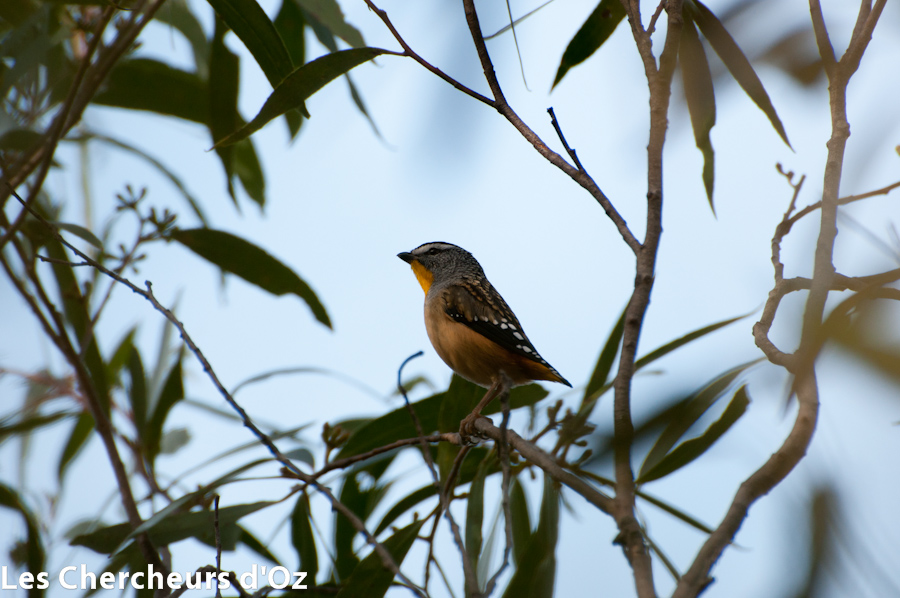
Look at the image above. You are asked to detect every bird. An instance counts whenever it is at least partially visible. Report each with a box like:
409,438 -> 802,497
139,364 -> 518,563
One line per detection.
398,242 -> 571,437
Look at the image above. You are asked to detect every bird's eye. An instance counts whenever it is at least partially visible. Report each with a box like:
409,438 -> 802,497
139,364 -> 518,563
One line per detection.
427,248 -> 439,255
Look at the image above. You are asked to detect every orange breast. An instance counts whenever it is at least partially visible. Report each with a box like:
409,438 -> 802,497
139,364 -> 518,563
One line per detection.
424,300 -> 558,387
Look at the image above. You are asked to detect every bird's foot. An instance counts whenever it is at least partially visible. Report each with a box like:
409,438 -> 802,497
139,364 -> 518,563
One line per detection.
459,413 -> 491,446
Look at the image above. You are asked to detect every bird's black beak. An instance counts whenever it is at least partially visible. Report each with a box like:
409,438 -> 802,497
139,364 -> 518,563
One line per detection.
397,252 -> 415,264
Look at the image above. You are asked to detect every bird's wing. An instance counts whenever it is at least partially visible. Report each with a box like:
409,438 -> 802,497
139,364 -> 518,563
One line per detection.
440,279 -> 546,364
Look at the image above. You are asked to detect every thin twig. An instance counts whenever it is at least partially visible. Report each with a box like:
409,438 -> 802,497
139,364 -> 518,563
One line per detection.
398,351 -> 442,487
309,433 -> 457,480
647,0 -> 668,37
787,178 -> 900,228
471,418 -> 612,514
547,108 -> 585,172
439,447 -> 479,597
363,0 -> 493,106
483,382 -> 513,596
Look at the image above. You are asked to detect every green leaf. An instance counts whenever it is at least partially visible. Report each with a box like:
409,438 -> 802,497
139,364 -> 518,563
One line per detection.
74,501 -> 277,555
0,411 -> 73,441
680,13 -> 716,211
0,483 -> 46,578
57,411 -> 93,483
155,0 -> 210,77
335,520 -> 425,598
43,236 -> 110,410
93,59 -> 208,124
437,375 -> 487,480
209,15 -> 243,208
213,47 -> 391,147
690,0 -> 791,148
105,328 -> 136,389
274,0 -> 307,138
295,0 -> 365,48
159,427 -> 191,454
127,347 -> 148,437
334,456 -> 397,582
275,0 -> 306,67
146,356 -> 185,461
509,476 -> 531,568
170,228 -> 330,327
503,475 -> 560,598
0,128 -> 42,154
466,452 -> 492,572
639,361 -> 757,480
239,527 -> 282,565
634,313 -> 747,371
373,447 -> 492,535
552,0 -> 626,89
291,492 -> 318,582
638,385 -> 750,483
115,458 -> 269,553
336,377 -> 547,460
583,307 -> 625,401
233,138 -> 266,207
207,0 -> 294,87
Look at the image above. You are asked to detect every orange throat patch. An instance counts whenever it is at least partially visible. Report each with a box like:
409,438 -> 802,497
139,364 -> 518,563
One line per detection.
410,261 -> 434,294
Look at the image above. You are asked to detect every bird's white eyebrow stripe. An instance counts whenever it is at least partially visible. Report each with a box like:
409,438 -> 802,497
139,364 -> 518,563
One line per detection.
411,242 -> 458,255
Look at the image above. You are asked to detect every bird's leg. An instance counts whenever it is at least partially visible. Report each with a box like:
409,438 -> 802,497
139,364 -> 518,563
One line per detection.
460,376 -> 506,441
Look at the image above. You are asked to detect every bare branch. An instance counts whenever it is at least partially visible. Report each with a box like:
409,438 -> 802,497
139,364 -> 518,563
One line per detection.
363,0 -> 493,106
471,418 -> 612,515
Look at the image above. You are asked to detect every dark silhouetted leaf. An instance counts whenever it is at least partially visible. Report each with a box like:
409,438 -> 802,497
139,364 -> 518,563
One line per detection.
146,356 -> 184,461
276,0 -> 306,67
233,138 -> 266,207
291,492 -> 318,581
214,47 -> 390,147
155,0 -> 210,77
74,501 -> 276,555
638,385 -> 750,483
334,455 -> 396,581
105,328 -> 136,389
0,483 -> 46,578
93,59 -> 208,124
274,0 -> 307,138
57,412 -> 93,483
639,362 -> 756,480
207,0 -> 294,87
209,16 -> 243,208
635,313 -> 747,371
373,446 -> 492,535
0,411 -> 72,441
295,0 -> 365,48
690,0 -> 791,148
583,307 -> 626,402
170,228 -> 330,327
552,0 -> 626,89
510,477 -> 531,567
127,347 -> 148,435
680,13 -> 716,211
337,377 -> 547,460
239,527 -> 281,565
335,520 -> 424,598
466,452 -> 492,572
503,475 -> 559,598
